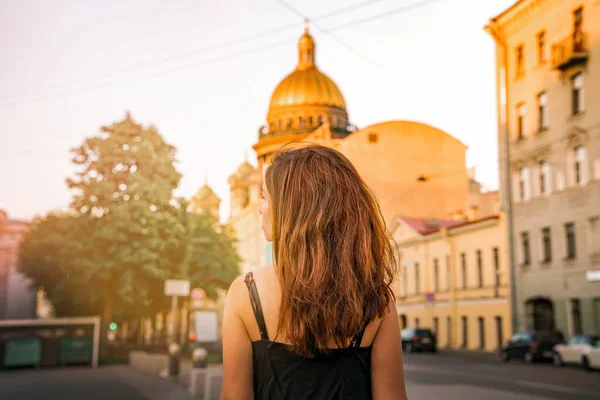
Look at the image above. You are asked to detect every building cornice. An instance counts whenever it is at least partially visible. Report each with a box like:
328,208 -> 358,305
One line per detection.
486,0 -> 549,38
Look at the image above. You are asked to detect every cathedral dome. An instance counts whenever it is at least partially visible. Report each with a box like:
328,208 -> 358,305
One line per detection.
262,27 -> 350,138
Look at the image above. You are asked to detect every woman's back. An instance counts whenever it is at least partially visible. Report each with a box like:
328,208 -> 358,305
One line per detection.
244,269 -> 375,400
220,145 -> 407,400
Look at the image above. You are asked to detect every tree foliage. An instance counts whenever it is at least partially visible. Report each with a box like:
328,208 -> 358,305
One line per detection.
18,113 -> 240,330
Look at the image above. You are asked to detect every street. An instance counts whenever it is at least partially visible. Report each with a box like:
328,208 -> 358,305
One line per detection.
1,351 -> 599,400
403,351 -> 600,400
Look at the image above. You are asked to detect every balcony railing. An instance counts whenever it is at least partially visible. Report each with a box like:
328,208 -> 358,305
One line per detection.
551,31 -> 589,71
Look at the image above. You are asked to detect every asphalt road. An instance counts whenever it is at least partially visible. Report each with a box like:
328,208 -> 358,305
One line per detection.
0,351 -> 599,399
403,351 -> 600,400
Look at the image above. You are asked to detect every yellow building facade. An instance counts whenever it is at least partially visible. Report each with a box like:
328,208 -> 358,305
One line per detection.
391,215 -> 512,351
486,0 -> 600,336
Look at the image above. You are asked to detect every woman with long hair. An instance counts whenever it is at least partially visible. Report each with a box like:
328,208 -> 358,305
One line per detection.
221,144 -> 407,400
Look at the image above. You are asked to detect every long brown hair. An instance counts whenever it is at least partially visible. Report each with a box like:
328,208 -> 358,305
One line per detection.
264,144 -> 398,357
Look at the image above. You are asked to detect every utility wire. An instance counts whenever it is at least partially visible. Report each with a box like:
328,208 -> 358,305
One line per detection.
277,0 -> 392,73
2,0 -> 397,104
1,0 -> 447,108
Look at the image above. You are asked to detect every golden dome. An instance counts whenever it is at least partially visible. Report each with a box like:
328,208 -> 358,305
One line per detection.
268,27 -> 346,111
269,69 -> 346,110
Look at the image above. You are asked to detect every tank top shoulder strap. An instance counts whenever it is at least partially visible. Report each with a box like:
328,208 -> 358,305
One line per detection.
244,271 -> 269,341
349,325 -> 366,348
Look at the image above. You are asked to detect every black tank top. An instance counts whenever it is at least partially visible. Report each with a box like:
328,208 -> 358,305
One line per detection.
244,272 -> 373,400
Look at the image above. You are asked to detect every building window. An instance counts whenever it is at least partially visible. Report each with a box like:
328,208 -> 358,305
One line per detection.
518,166 -> 530,201
415,262 -> 420,294
495,316 -> 503,349
574,145 -> 587,185
537,92 -> 548,131
433,317 -> 439,337
402,268 -> 408,297
493,247 -> 500,288
572,73 -> 584,115
307,116 -> 313,127
447,316 -> 452,347
573,8 -> 584,51
415,317 -> 420,328
433,258 -> 439,292
542,227 -> 552,262
589,217 -> 600,256
368,133 -> 378,143
399,314 -> 407,329
476,250 -> 483,288
460,253 -> 467,289
565,222 -> 576,259
461,316 -> 468,348
241,187 -> 250,208
515,45 -> 524,76
539,160 -> 550,195
571,299 -> 582,335
537,31 -> 547,64
521,232 -> 530,266
517,103 -> 526,139
478,317 -> 485,349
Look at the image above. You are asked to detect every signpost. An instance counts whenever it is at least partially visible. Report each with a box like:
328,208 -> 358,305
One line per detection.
164,280 -> 190,344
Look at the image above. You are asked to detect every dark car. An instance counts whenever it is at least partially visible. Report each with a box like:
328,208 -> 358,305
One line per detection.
401,328 -> 437,353
499,331 -> 564,363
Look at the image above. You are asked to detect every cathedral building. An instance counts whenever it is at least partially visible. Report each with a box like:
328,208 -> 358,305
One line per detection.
225,27 -> 496,276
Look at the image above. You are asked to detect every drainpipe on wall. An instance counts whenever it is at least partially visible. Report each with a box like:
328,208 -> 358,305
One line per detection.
486,22 -> 519,335
442,227 -> 457,348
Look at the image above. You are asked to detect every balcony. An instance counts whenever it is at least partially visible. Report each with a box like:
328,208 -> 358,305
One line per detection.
551,31 -> 589,71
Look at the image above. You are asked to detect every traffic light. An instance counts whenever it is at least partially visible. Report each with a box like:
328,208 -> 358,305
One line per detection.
109,322 -> 118,331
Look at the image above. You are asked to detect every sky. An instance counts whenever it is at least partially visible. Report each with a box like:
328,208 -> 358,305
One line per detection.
0,0 -> 516,222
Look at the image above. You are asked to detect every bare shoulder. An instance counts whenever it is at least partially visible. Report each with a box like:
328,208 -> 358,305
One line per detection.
225,273 -> 250,308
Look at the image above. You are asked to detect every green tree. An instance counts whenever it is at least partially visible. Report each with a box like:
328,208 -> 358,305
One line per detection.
185,210 -> 241,300
65,113 -> 183,333
18,213 -> 99,316
18,112 -> 240,343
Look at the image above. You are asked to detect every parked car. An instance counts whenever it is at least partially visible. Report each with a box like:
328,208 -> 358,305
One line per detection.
499,331 -> 563,363
552,334 -> 600,369
401,328 -> 436,353
582,339 -> 600,370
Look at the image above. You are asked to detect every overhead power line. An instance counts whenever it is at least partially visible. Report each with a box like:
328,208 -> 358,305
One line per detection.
277,0 -> 391,73
1,0 -> 447,108
2,0 -> 397,104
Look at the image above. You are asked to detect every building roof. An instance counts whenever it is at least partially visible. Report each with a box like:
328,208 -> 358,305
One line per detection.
399,217 -> 464,235
397,215 -> 500,236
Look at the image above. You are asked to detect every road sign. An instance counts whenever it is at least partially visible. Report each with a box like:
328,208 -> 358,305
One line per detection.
164,280 -> 190,297
193,310 -> 219,342
191,288 -> 206,300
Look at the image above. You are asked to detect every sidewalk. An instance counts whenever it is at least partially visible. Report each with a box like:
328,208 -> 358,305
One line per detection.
0,365 -> 194,400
